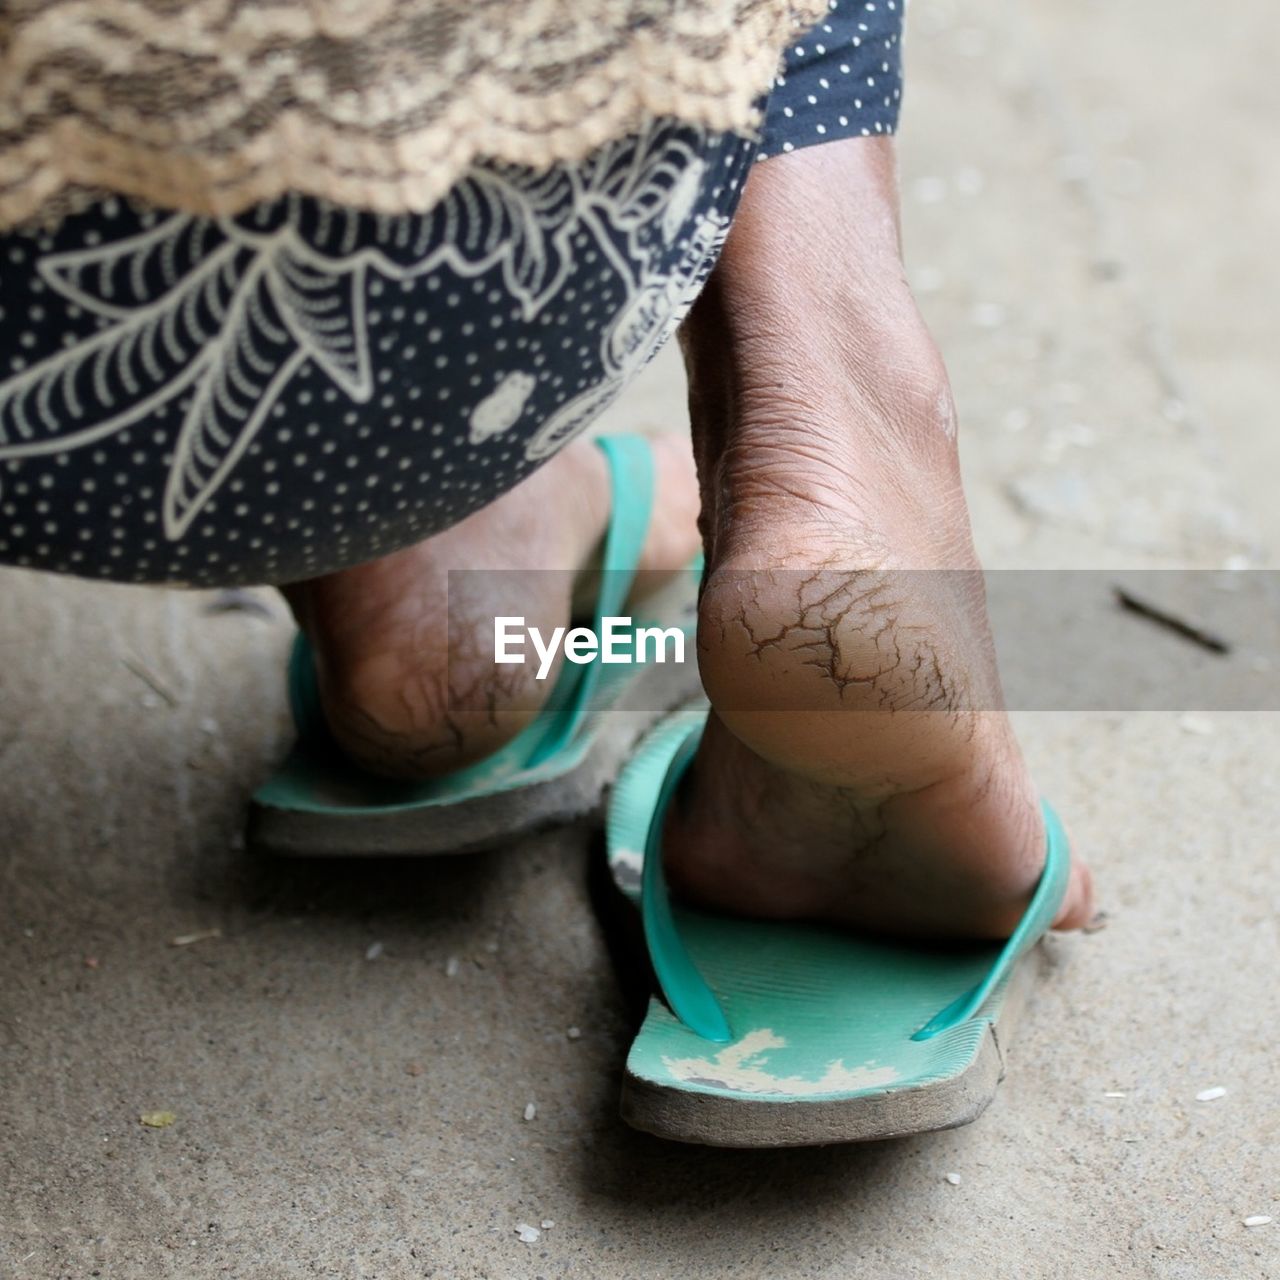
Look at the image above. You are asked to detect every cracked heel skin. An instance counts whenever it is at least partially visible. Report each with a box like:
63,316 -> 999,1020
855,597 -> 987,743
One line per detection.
248,435 -> 703,856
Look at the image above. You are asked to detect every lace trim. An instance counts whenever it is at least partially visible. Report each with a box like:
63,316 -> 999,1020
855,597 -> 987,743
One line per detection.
0,0 -> 824,231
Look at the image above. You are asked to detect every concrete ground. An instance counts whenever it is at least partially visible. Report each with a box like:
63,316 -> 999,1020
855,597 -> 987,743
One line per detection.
3,1 -> 1278,1276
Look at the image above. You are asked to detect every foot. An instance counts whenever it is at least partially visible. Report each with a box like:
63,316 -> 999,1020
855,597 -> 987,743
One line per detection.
665,138 -> 1094,940
282,434 -> 700,779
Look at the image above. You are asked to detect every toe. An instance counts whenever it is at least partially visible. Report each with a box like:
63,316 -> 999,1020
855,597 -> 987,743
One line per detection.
1052,857 -> 1096,931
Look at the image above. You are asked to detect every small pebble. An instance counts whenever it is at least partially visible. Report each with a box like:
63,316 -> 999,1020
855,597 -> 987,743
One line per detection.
515,1224 -> 540,1244
204,588 -> 276,619
1052,423 -> 1098,451
971,302 -> 1007,329
445,955 -> 460,977
365,941 -> 384,961
198,717 -> 219,735
139,1111 -> 176,1128
912,176 -> 947,204
1103,1091 -> 1127,1098
169,928 -> 221,948
1243,1216 -> 1272,1228
405,1062 -> 425,1078
1178,714 -> 1213,737
540,1219 -> 555,1230
523,1102 -> 537,1122
913,266 -> 945,294
1195,1086 -> 1227,1102
83,956 -> 100,970
944,1172 -> 962,1186
565,1026 -> 582,1041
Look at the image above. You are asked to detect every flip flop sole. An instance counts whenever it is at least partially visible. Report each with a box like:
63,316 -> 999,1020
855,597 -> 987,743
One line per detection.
605,704 -> 1071,1148
620,942 -> 1043,1147
249,653 -> 700,856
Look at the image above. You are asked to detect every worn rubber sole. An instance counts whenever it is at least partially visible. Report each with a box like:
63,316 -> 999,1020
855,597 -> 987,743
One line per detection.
619,947 -> 1043,1148
249,653 -> 701,857
604,704 -> 1069,1148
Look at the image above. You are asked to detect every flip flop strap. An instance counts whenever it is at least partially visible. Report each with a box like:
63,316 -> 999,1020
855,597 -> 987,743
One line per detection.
287,433 -> 656,771
631,714 -> 1073,1045
639,716 -> 734,1042
522,433 -> 655,768
910,798 -> 1071,1040
287,624 -> 327,746
605,709 -> 733,1041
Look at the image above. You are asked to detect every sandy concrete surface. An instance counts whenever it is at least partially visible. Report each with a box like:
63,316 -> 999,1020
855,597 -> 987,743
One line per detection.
3,1 -> 1278,1276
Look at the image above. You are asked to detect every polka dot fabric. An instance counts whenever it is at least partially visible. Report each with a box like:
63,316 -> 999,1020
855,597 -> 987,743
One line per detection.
0,0 -> 905,587
0,123 -> 755,584
758,0 -> 904,158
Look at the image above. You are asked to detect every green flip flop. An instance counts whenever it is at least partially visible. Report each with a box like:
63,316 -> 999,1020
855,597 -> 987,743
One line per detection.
605,704 -> 1073,1147
249,435 -> 702,856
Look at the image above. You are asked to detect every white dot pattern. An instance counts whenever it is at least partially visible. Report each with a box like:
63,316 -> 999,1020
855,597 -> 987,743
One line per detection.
757,0 -> 904,159
0,122 -> 756,585
0,1 -> 905,587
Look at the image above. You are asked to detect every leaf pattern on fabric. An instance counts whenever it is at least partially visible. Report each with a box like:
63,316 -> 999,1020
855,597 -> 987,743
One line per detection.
0,120 -> 728,539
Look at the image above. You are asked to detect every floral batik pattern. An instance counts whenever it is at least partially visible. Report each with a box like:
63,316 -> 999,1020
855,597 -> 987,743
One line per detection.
0,121 -> 754,583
